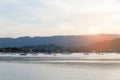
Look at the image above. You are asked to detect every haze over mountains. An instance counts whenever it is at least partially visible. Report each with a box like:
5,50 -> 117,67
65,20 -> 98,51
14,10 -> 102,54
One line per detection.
87,37 -> 120,52
0,34 -> 119,48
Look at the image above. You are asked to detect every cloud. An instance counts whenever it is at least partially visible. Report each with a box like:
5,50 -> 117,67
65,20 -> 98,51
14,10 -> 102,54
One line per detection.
0,0 -> 120,37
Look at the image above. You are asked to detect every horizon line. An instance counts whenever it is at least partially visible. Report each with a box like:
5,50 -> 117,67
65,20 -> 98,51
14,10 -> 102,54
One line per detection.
0,33 -> 119,38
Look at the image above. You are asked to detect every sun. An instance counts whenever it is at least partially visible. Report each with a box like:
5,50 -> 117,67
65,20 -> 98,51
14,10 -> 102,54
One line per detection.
89,26 -> 102,34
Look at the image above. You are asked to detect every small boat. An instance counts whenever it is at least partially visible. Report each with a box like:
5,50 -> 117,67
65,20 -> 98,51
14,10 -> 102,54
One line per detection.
83,53 -> 89,55
19,53 -> 27,56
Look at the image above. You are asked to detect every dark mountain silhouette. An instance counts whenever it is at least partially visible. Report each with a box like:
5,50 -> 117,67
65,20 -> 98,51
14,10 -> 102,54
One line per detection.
86,38 -> 120,52
0,34 -> 119,48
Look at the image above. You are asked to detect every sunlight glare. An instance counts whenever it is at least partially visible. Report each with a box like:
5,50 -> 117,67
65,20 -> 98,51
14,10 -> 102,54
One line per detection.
89,26 -> 102,34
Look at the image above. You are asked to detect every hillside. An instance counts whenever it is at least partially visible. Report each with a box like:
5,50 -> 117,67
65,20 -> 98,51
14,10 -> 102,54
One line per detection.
86,38 -> 120,52
0,34 -> 119,48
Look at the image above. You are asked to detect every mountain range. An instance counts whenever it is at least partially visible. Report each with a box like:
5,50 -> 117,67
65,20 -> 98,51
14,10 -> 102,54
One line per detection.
86,37 -> 120,52
0,34 -> 119,48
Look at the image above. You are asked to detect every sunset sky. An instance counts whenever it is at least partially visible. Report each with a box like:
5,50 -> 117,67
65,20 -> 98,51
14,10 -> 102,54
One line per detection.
0,0 -> 120,37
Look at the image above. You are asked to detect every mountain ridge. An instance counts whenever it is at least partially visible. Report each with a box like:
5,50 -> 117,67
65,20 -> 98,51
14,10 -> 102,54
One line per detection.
0,34 -> 119,48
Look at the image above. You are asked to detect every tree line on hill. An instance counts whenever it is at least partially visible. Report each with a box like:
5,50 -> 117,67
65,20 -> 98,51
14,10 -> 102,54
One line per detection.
0,34 -> 119,48
0,42 -> 120,53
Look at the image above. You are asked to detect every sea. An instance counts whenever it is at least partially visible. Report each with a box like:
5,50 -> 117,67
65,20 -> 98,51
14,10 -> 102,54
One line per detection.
0,53 -> 120,80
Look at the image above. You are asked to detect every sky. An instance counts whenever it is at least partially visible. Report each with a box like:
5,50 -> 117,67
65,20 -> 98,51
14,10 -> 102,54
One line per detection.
0,0 -> 120,37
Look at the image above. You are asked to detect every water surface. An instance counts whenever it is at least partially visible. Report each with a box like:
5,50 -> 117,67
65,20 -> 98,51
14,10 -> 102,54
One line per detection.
0,57 -> 120,80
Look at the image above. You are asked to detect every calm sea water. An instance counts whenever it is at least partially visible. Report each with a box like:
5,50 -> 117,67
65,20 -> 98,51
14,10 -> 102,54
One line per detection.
0,58 -> 120,80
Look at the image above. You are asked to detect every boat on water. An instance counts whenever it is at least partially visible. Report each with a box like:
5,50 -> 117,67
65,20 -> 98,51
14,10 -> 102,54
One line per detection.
19,53 -> 27,56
